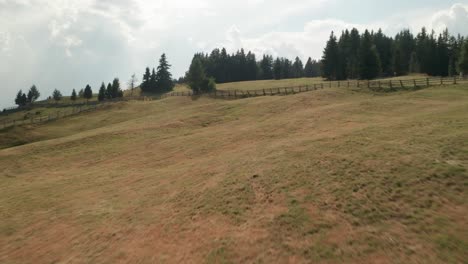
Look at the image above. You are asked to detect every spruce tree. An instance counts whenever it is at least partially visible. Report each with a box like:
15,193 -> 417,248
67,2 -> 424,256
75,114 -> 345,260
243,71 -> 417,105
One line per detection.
83,85 -> 93,102
459,39 -> 468,76
409,52 -> 420,73
260,55 -> 273,80
273,58 -> 282,80
187,58 -> 206,93
71,89 -> 77,101
106,83 -> 112,99
155,53 -> 174,93
111,78 -> 122,98
292,57 -> 304,78
141,67 -> 151,92
322,31 -> 339,80
98,83 -> 107,101
15,90 -> 27,106
52,89 -> 62,102
150,68 -> 157,92
27,85 -> 40,103
359,30 -> 381,79
304,58 -> 314,77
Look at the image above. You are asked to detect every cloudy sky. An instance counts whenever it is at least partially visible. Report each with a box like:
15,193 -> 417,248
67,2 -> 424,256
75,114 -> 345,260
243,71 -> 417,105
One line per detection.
1,0 -> 468,108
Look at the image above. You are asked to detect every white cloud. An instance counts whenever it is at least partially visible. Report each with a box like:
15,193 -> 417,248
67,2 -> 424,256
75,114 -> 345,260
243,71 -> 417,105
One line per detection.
432,3 -> 468,35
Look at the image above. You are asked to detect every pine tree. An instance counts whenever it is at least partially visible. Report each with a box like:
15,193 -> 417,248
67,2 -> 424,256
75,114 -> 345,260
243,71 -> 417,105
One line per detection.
322,31 -> 339,80
409,52 -> 420,73
78,89 -> 84,98
111,78 -> 122,98
346,28 -> 361,79
98,83 -> 107,101
273,58 -> 282,80
71,89 -> 77,101
187,57 -> 207,93
27,85 -> 40,103
260,55 -> 273,80
459,39 -> 468,76
155,53 -> 174,93
83,85 -> 93,102
52,89 -> 62,102
292,57 -> 304,78
281,58 -> 292,79
15,90 -> 27,106
150,68 -> 157,92
141,67 -> 151,93
106,83 -> 112,99
359,30 -> 381,79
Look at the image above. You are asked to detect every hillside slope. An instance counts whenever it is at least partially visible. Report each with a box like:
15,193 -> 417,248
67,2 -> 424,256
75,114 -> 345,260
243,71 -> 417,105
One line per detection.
1,85 -> 467,263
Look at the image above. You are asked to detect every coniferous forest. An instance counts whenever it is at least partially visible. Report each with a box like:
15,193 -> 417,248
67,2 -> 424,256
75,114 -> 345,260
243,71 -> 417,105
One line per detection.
187,27 -> 467,83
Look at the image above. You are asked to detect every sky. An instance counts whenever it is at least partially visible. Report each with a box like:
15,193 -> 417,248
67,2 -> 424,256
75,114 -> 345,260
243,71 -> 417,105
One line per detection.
1,0 -> 468,109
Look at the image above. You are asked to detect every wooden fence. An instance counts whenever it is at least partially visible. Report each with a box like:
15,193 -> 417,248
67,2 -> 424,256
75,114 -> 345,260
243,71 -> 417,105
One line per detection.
1,76 -> 467,130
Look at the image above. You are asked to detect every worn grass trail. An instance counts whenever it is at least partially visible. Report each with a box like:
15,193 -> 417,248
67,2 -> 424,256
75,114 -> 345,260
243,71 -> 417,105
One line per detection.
0,85 -> 467,263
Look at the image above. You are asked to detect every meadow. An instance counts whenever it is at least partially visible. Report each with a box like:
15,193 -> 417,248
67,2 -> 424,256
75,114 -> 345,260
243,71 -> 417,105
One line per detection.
0,83 -> 467,263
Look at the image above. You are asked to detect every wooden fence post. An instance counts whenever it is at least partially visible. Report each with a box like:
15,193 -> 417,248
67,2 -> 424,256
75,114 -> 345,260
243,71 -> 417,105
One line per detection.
338,81 -> 340,88
413,79 -> 417,88
426,78 -> 429,86
367,81 -> 370,88
454,76 -> 457,84
389,80 -> 393,89
357,81 -> 360,88
321,83 -> 324,89
378,81 -> 381,89
440,77 -> 443,85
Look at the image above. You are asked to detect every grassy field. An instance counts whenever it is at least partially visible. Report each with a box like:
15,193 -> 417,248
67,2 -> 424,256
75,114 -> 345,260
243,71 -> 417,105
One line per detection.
0,83 -> 467,263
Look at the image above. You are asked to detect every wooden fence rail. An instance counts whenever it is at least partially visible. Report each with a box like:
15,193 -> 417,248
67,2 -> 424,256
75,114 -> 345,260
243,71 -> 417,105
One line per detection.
2,76 -> 467,130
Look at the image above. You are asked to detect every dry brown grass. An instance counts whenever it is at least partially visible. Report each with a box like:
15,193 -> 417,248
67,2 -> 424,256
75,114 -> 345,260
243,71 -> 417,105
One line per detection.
0,84 -> 467,263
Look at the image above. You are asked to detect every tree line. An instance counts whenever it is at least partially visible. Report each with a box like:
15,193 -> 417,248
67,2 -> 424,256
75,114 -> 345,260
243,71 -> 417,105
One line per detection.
322,28 -> 468,80
186,48 -> 321,84
13,78 -> 123,106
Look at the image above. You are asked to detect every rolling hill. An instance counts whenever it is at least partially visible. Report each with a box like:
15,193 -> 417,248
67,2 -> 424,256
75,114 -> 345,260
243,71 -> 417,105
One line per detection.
0,83 -> 467,263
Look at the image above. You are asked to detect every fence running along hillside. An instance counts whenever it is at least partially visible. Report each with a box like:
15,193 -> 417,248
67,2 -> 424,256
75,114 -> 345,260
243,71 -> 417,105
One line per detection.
1,76 -> 467,130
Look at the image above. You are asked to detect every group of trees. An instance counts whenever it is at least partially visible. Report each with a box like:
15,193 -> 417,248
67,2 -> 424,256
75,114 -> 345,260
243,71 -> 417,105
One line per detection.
15,85 -> 41,106
322,27 -> 468,80
189,48 -> 321,83
98,78 -> 123,102
140,54 -> 175,94
186,57 -> 216,93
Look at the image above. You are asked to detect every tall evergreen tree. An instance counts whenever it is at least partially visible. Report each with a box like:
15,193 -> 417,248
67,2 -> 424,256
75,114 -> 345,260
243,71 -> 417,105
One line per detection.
111,78 -> 123,98
292,57 -> 304,78
106,83 -> 112,99
141,67 -> 151,93
459,39 -> 468,76
83,85 -> 93,102
155,53 -> 174,93
187,57 -> 207,93
260,55 -> 274,80
71,89 -> 77,102
98,83 -> 107,101
409,51 -> 420,73
27,85 -> 40,103
359,30 -> 382,79
322,31 -> 339,80
15,90 -> 27,106
52,89 -> 62,102
273,58 -> 282,80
